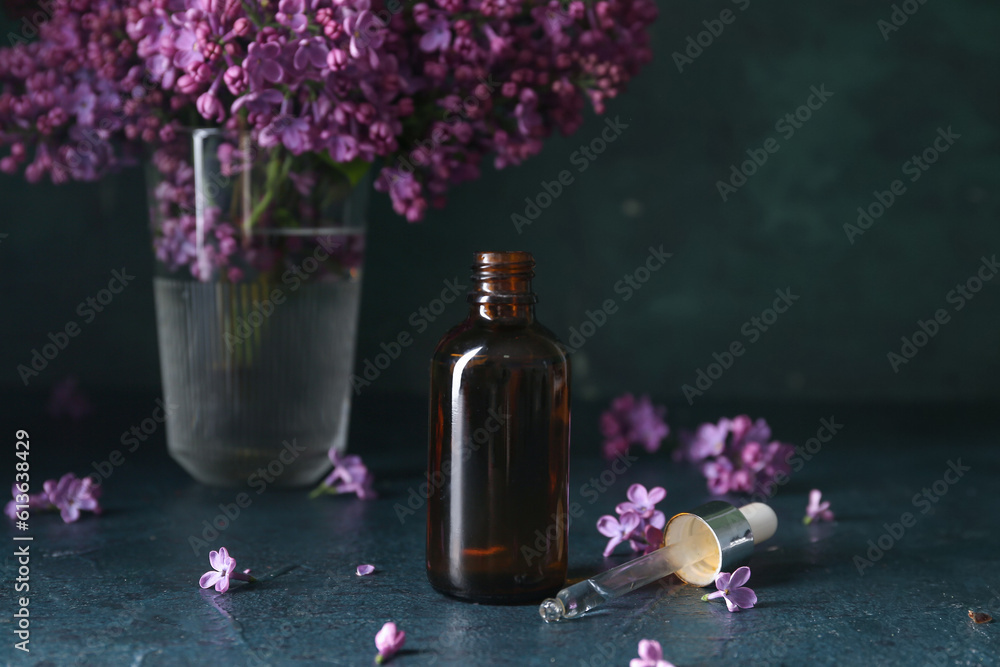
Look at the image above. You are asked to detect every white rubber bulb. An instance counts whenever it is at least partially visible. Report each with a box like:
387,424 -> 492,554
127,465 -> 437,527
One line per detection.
739,502 -> 778,543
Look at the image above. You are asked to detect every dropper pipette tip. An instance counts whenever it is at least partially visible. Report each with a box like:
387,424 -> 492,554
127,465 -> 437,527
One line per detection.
539,598 -> 565,622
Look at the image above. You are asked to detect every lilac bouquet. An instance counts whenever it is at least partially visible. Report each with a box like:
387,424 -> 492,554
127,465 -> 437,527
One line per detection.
0,0 -> 657,278
675,415 -> 795,496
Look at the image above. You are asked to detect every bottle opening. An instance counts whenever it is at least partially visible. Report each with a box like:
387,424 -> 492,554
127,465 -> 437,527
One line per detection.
469,251 -> 537,305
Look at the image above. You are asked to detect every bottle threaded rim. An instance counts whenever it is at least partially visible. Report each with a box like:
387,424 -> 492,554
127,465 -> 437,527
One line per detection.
469,251 -> 537,305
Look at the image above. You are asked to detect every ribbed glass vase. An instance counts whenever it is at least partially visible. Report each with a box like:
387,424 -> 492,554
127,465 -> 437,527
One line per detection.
146,128 -> 369,488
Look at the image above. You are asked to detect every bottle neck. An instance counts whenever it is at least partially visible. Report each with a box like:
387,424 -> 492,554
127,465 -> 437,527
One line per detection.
468,251 -> 537,324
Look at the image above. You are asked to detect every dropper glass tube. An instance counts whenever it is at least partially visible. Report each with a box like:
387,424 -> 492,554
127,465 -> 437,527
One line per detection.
540,501 -> 777,622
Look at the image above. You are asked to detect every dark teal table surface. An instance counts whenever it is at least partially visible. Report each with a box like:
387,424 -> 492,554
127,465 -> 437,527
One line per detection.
2,394 -> 998,666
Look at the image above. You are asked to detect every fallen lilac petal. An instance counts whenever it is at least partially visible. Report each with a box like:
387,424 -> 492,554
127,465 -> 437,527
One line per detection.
644,525 -> 663,548
727,565 -> 751,589
630,638 -> 675,667
726,586 -> 758,610
310,449 -> 377,500
804,488 -> 834,524
199,570 -> 224,590
374,621 -> 405,663
357,564 -> 375,576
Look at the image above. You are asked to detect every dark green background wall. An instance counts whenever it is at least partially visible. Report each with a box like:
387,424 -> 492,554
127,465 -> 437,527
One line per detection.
3,0 -> 999,404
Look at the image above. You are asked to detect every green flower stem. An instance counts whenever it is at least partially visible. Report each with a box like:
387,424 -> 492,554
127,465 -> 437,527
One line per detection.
308,483 -> 339,500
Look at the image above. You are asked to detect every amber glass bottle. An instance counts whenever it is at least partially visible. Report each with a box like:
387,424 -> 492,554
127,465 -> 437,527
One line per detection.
426,251 -> 571,604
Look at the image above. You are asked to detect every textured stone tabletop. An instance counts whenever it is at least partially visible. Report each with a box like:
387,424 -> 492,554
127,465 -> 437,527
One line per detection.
2,394 -> 998,666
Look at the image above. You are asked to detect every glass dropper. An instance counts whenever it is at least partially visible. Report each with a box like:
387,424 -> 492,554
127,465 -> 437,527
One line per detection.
539,501 -> 777,622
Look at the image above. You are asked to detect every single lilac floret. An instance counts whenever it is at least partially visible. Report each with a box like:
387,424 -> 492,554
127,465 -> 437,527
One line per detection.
804,488 -> 834,524
616,483 -> 666,524
680,420 -> 730,462
309,449 -> 376,499
374,621 -> 405,664
702,566 -> 757,612
357,564 -> 375,576
630,639 -> 675,667
419,14 -> 452,52
634,524 -> 664,556
198,547 -> 255,594
4,484 -> 49,521
43,473 -> 102,523
596,511 -> 641,557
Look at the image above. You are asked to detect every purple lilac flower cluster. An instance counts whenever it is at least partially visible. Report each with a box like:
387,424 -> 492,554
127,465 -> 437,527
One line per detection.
595,483 -> 665,557
0,0 -> 162,182
675,415 -> 794,496
5,473 -> 102,523
600,393 -> 669,460
0,0 -> 658,223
